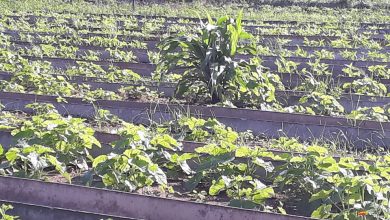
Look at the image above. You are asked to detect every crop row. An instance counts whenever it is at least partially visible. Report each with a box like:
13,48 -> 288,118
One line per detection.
1,34 -> 389,82
5,9 -> 389,26
16,53 -> 390,88
4,28 -> 389,53
3,34 -> 388,56
0,51 -> 389,103
7,35 -> 390,57
2,17 -> 388,45
4,14 -> 390,36
5,36 -> 390,63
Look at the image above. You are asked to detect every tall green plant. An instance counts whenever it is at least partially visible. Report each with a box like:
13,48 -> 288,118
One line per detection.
158,11 -> 264,104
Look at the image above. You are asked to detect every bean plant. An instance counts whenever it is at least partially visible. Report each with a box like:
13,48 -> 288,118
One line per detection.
0,204 -> 19,220
12,103 -> 101,170
343,78 -> 387,97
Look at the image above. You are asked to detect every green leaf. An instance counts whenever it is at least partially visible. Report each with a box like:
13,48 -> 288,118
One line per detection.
5,148 -> 18,162
195,144 -> 224,155
172,153 -> 196,174
216,16 -> 228,25
0,125 -> 14,130
252,187 -> 274,204
235,146 -> 252,157
290,156 -> 305,163
151,134 -> 178,150
311,204 -> 332,218
177,153 -> 197,161
27,152 -> 40,170
148,164 -> 167,185
12,129 -> 34,140
178,160 -> 193,175
206,13 -> 214,25
195,152 -> 235,172
184,172 -> 203,191
253,158 -> 274,172
309,189 -> 332,202
93,155 -> 108,168
229,199 -> 257,209
47,154 -> 71,183
209,178 -> 226,195
317,157 -> 339,173
239,32 -> 253,39
307,145 -> 328,156
102,172 -> 117,186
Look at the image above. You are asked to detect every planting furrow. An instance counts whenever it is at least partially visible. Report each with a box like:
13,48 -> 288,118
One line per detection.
8,39 -> 390,58
277,72 -> 390,90
14,12 -> 390,28
1,201 -> 137,220
18,54 -> 384,77
8,40 -> 390,65
0,176 -> 309,220
21,56 -> 156,75
1,91 -> 389,148
6,13 -> 390,31
2,29 -> 387,47
4,15 -> 389,35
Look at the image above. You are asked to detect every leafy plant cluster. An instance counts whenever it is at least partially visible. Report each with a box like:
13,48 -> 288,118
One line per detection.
65,62 -> 141,82
348,106 -> 390,122
92,122 -> 182,192
343,77 -> 387,97
288,92 -> 345,116
0,52 -> 158,103
275,146 -> 390,219
15,43 -> 138,62
0,204 -> 19,220
0,103 -> 101,181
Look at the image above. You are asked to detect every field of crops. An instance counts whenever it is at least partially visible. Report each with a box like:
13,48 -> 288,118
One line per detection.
0,0 -> 389,219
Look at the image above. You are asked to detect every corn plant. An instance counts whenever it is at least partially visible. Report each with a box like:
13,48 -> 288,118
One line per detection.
158,11 -> 258,104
